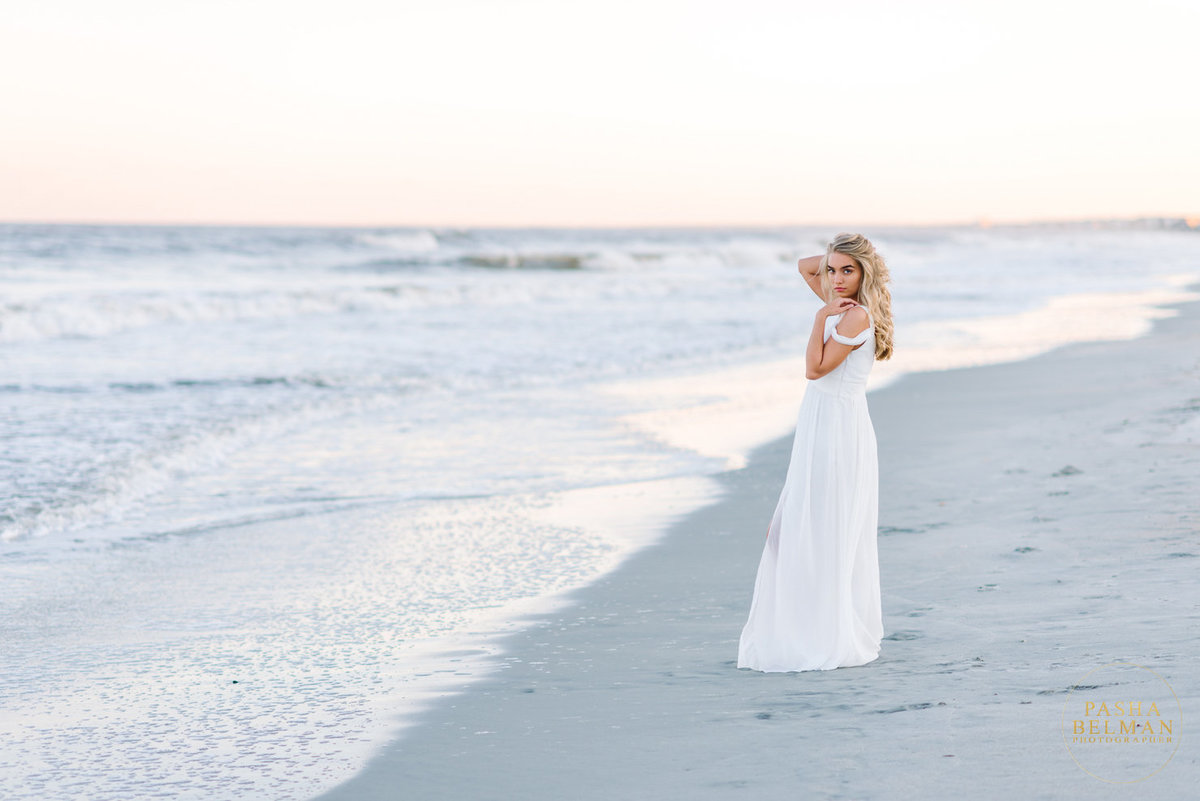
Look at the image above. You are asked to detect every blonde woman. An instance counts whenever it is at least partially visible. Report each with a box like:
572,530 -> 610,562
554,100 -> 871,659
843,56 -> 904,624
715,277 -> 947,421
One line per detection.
738,232 -> 895,672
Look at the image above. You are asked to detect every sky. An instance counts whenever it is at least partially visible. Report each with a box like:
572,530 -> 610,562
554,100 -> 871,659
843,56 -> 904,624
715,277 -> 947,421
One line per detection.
3,0 -> 1198,227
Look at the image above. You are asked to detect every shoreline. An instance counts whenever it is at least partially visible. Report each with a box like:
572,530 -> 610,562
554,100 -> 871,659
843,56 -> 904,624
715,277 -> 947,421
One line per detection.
604,278 -> 1199,473
316,283 -> 1200,800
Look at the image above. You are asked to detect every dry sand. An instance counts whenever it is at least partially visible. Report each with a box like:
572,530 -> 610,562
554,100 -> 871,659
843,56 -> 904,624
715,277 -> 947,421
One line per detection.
316,287 -> 1200,801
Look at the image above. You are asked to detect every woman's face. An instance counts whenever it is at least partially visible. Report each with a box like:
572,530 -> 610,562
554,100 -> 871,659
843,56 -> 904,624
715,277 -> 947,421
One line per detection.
827,253 -> 863,301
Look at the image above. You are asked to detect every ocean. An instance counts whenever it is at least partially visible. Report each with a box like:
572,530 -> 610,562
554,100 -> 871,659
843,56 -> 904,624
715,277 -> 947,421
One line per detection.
2,221 -> 1198,798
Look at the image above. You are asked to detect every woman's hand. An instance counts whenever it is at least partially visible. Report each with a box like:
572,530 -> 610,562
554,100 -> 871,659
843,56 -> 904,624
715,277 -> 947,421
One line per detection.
819,298 -> 861,318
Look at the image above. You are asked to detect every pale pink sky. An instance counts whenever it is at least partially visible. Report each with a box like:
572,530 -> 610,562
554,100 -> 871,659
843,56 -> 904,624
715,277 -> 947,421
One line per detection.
3,0 -> 1197,227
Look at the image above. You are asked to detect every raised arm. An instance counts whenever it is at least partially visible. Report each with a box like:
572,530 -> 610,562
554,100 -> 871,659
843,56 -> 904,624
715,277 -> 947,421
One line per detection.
798,255 -> 828,302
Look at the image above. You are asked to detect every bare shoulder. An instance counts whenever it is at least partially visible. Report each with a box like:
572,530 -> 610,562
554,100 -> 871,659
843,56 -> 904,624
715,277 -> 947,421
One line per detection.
835,305 -> 870,335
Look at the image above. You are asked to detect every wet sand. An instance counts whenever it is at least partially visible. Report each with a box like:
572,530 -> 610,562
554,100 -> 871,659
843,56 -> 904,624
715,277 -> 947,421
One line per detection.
316,286 -> 1200,800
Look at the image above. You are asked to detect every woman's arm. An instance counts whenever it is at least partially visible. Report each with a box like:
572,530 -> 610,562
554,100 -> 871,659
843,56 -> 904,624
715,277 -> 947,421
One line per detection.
798,255 -> 827,301
805,301 -> 868,380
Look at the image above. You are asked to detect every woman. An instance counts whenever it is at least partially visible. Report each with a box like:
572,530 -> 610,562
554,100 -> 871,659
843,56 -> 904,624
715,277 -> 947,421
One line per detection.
737,232 -> 895,672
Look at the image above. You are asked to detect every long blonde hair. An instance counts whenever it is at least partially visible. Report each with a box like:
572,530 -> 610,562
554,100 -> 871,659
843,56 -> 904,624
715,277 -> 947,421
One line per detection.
818,232 -> 894,361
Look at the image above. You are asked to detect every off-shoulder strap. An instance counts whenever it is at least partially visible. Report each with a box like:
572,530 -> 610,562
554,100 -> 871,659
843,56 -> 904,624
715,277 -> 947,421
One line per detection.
828,309 -> 874,346
829,327 -> 873,346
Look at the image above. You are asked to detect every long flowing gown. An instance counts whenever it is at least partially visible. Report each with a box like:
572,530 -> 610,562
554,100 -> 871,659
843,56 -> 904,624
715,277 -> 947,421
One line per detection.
737,309 -> 883,672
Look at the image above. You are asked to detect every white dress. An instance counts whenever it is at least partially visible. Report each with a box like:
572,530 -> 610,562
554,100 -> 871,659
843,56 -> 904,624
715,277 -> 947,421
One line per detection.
737,310 -> 883,672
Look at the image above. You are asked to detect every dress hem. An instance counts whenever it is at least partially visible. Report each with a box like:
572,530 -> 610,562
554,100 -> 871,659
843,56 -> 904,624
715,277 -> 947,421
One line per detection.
736,650 -> 881,674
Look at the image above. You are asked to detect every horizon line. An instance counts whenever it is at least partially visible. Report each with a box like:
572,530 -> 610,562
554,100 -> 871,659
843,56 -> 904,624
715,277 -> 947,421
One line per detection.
1,214 -> 1197,231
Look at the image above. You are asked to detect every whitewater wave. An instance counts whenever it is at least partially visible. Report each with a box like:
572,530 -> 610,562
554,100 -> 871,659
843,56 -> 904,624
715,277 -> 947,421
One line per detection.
0,283 -> 448,344
0,390 -> 402,544
356,230 -> 441,253
0,246 -> 789,344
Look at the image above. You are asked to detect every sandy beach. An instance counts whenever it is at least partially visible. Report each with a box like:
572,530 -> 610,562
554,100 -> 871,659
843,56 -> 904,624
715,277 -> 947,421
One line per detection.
7,1 -> 1199,795
316,285 -> 1200,800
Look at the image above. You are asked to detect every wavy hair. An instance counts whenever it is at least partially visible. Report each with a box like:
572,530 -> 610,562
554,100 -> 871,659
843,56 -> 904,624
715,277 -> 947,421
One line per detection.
818,232 -> 894,361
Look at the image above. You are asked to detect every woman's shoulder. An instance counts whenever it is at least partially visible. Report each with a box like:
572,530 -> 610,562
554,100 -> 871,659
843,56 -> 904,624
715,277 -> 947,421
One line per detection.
827,305 -> 872,347
835,305 -> 872,328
